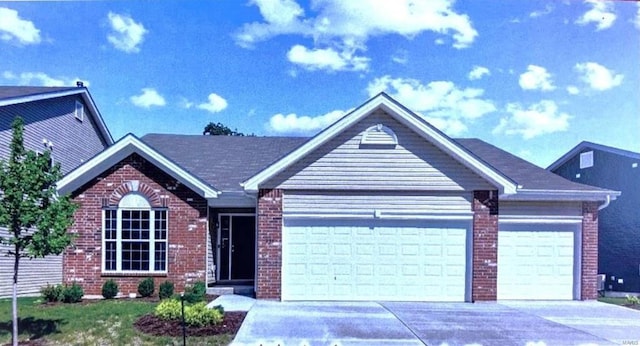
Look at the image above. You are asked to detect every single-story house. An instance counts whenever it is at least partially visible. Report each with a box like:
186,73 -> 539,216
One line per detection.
548,141 -> 640,293
57,93 -> 619,301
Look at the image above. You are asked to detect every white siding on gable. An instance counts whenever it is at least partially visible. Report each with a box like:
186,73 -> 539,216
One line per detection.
284,191 -> 472,218
264,110 -> 494,191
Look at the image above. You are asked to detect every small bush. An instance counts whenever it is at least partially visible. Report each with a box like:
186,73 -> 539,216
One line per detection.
102,279 -> 119,299
626,295 -> 640,306
183,281 -> 206,303
138,277 -> 155,298
62,282 -> 84,303
159,280 -> 174,300
184,302 -> 223,327
155,298 -> 182,320
40,284 -> 64,303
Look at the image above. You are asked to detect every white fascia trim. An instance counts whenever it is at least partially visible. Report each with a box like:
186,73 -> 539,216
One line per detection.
284,211 -> 473,221
57,134 -> 219,198
501,189 -> 620,202
499,215 -> 583,224
243,94 -> 517,194
79,90 -> 114,144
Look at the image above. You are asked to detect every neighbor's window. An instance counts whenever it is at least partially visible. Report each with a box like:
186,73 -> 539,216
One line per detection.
102,193 -> 168,273
579,151 -> 594,169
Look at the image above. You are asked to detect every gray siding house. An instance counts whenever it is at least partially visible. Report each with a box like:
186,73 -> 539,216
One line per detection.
0,86 -> 113,297
549,142 -> 640,293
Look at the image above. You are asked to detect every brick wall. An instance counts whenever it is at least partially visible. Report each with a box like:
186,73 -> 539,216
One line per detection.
63,153 -> 208,296
581,201 -> 599,300
256,189 -> 282,300
472,190 -> 499,301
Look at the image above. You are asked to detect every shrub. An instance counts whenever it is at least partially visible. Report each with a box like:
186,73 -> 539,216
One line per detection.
62,282 -> 84,303
184,302 -> 223,327
183,281 -> 206,303
626,295 -> 640,306
159,280 -> 174,300
102,279 -> 119,299
40,284 -> 64,303
138,277 -> 155,298
155,298 -> 182,320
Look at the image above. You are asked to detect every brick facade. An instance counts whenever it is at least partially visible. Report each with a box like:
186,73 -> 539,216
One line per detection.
63,153 -> 208,296
256,189 -> 283,299
472,190 -> 499,301
581,201 -> 599,300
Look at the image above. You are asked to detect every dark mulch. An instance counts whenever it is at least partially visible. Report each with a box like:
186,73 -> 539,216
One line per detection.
134,311 -> 247,337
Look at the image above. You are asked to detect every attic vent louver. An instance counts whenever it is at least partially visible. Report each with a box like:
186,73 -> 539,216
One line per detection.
360,124 -> 398,147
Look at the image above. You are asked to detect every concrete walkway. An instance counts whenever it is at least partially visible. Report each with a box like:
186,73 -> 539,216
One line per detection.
232,300 -> 640,346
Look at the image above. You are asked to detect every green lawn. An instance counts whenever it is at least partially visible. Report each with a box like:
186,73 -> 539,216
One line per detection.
598,297 -> 628,306
0,297 -> 233,345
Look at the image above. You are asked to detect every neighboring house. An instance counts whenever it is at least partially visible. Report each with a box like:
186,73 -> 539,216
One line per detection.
548,142 -> 640,293
57,93 -> 618,301
0,85 -> 113,297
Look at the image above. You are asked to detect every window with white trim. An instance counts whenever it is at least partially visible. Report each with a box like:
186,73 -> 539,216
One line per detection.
75,100 -> 84,121
103,193 -> 168,273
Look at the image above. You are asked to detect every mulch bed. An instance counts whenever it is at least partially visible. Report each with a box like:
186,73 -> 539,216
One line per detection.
134,311 -> 247,337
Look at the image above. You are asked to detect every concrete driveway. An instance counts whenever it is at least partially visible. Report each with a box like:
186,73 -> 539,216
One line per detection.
231,300 -> 640,346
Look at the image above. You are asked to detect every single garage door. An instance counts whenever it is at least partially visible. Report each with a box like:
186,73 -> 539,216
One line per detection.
498,227 -> 576,300
282,219 -> 469,301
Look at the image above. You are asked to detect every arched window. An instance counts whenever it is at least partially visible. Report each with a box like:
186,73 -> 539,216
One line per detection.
103,193 -> 168,273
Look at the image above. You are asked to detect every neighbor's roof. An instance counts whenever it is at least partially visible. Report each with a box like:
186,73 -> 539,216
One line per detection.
0,85 -> 114,145
141,134 -> 309,192
456,138 -> 615,195
547,141 -> 640,171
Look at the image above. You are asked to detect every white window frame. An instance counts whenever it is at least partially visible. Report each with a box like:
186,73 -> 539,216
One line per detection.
579,151 -> 593,169
75,100 -> 84,122
101,193 -> 168,274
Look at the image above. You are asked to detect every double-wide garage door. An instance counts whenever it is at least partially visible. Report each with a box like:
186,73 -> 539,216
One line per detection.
282,219 -> 469,301
497,226 -> 577,300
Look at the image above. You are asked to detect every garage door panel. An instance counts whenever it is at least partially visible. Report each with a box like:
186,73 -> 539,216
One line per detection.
282,220 -> 469,301
498,229 -> 576,300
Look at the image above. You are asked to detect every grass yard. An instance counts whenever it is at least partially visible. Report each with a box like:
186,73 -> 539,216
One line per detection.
598,296 -> 640,311
0,297 -> 234,345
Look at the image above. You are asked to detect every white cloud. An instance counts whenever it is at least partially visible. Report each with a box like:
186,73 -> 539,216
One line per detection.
519,65 -> 555,91
3,71 -> 87,86
566,85 -> 580,95
529,4 -> 554,18
574,62 -> 623,91
107,12 -> 147,53
236,0 -> 478,62
391,50 -> 408,64
366,75 -> 496,136
575,0 -> 616,31
287,44 -> 369,72
468,66 -> 490,80
0,7 -> 41,45
268,109 -> 347,134
197,93 -> 228,113
130,88 -> 166,108
493,100 -> 570,139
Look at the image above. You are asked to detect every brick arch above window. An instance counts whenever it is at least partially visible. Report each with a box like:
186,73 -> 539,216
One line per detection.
108,180 -> 162,207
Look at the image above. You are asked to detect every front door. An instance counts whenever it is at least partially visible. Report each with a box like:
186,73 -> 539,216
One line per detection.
218,214 -> 256,281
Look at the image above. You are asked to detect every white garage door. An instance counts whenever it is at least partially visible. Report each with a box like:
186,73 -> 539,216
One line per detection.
498,228 -> 576,300
282,219 -> 469,301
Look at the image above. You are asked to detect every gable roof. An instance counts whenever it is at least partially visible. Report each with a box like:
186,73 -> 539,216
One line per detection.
57,134 -> 219,198
547,141 -> 640,171
242,93 -> 520,194
0,86 -> 113,145
141,134 -> 308,192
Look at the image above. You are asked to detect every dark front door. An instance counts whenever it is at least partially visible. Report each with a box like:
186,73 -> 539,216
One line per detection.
218,214 -> 255,281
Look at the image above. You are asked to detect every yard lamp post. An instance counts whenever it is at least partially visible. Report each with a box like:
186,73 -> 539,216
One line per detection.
180,292 -> 186,346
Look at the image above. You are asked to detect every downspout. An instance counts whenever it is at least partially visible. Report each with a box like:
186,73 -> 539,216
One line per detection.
598,194 -> 611,211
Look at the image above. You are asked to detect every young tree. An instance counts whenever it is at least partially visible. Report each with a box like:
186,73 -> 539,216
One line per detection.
203,122 -> 250,136
0,117 -> 77,346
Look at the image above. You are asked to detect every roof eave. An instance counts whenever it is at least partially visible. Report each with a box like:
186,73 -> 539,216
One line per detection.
501,188 -> 621,202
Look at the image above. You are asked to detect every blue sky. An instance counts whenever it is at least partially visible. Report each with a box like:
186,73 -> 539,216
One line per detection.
0,0 -> 638,167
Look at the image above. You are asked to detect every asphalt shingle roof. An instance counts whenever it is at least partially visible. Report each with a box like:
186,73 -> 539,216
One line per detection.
142,133 -> 606,194
141,134 -> 309,192
0,86 -> 78,100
